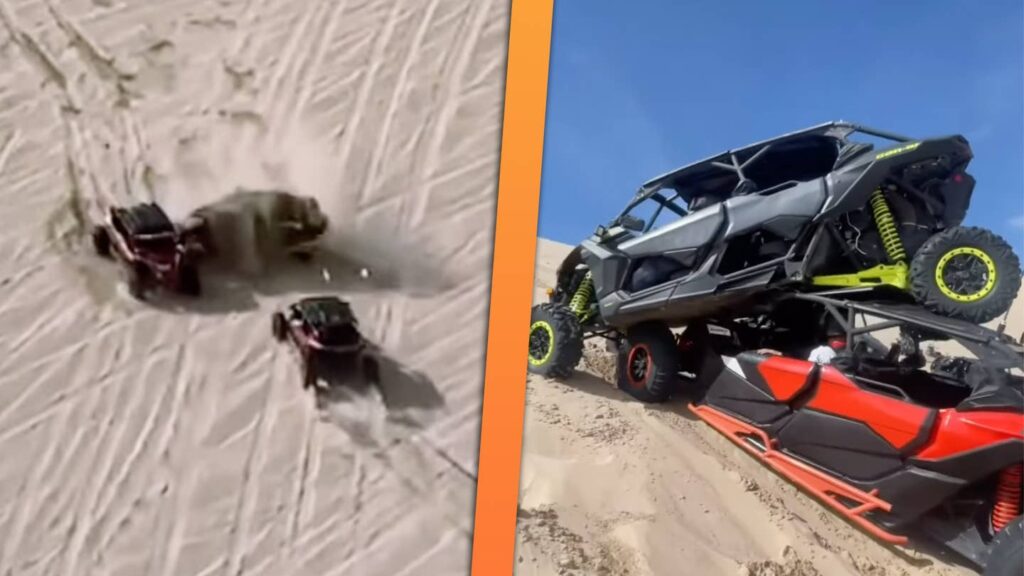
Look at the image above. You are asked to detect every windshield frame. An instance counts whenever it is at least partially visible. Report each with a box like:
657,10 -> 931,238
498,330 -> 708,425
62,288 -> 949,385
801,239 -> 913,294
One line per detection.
614,186 -> 689,233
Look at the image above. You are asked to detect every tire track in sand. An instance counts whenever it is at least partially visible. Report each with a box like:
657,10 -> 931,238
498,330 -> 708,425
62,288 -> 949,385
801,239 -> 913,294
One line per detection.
0,130 -> 22,177
376,0 -> 497,478
407,0 -> 495,228
0,404 -> 72,576
280,393 -> 321,567
149,345 -> 223,576
99,342 -> 193,568
359,0 -> 441,204
223,355 -> 280,576
274,0 -> 347,132
56,344 -> 188,576
0,0 -> 81,112
248,0 -> 323,144
334,0 -> 404,177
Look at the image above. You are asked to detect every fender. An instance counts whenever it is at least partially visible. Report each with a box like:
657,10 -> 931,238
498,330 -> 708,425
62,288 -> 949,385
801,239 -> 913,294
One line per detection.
913,409 -> 1024,461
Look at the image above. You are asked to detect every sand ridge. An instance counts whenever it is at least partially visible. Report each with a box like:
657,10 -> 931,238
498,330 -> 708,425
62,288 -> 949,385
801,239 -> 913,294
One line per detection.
513,238 -> 1021,576
0,1 -> 508,574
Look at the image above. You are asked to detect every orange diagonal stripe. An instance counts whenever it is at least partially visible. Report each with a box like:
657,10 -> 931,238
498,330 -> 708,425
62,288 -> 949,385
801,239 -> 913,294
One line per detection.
469,1 -> 554,573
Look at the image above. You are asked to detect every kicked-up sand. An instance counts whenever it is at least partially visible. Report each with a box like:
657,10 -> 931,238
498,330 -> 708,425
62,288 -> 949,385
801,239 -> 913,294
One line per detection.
0,0 -> 508,574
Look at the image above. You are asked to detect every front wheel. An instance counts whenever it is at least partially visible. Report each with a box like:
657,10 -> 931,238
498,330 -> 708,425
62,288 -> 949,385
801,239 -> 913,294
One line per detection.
526,303 -> 583,380
984,516 -> 1022,576
272,312 -> 287,341
177,264 -> 201,297
302,355 -> 318,389
361,354 -> 381,386
615,322 -> 679,403
125,263 -> 148,300
910,226 -> 1021,324
91,226 -> 111,257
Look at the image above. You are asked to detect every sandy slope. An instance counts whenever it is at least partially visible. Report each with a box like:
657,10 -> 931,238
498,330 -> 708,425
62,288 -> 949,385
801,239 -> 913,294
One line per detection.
515,238 -> 1023,576
0,1 -> 507,575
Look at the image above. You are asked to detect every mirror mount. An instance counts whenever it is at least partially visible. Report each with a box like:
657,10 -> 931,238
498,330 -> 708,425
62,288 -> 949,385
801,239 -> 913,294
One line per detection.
617,214 -> 645,233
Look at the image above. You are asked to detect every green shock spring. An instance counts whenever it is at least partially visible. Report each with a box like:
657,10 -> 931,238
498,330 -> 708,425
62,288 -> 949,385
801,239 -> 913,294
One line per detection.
569,272 -> 594,319
869,189 -> 907,264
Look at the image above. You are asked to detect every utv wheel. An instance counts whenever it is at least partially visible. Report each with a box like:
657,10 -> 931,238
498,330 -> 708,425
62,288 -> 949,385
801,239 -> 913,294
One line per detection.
910,226 -> 1021,323
302,356 -> 317,389
361,354 -> 381,386
291,250 -> 313,263
91,226 -> 111,257
616,322 -> 679,403
177,264 -> 201,297
272,312 -> 287,341
526,303 -> 583,380
984,516 -> 1022,576
125,263 -> 147,300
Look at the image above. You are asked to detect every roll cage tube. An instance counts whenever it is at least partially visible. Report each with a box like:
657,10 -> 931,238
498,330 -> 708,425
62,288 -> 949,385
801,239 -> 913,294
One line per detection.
631,121 -> 914,202
613,188 -> 689,231
792,293 -> 1024,369
607,122 -> 915,234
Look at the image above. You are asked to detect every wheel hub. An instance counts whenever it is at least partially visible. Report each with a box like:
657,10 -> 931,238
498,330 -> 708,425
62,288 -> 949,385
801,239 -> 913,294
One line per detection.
627,344 -> 650,387
935,247 -> 997,302
528,321 -> 554,366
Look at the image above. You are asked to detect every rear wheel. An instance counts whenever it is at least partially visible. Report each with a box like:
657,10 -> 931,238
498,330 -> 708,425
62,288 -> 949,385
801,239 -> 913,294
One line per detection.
616,322 -> 679,403
910,226 -> 1020,323
526,303 -> 583,380
272,312 -> 287,341
125,263 -> 147,300
302,355 -> 317,389
984,516 -> 1022,576
361,354 -> 381,386
91,226 -> 111,257
177,264 -> 201,296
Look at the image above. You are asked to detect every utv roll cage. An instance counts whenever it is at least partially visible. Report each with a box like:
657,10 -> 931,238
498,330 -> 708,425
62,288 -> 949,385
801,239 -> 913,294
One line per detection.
294,297 -> 358,328
112,203 -> 177,237
788,292 -> 1023,369
611,121 -> 915,232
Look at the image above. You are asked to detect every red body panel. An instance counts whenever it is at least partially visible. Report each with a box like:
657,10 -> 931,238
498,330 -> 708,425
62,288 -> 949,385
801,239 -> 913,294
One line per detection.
914,409 -> 1024,460
805,367 -> 933,450
757,356 -> 814,401
689,402 -> 909,545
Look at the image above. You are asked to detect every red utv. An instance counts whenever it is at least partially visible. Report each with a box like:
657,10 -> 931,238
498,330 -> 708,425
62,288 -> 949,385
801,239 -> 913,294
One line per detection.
90,203 -> 204,300
619,293 -> 1022,576
272,296 -> 380,390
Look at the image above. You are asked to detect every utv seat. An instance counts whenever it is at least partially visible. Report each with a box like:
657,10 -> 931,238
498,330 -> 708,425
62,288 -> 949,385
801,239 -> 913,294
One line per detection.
835,352 -> 972,409
629,256 -> 687,292
956,364 -> 1024,412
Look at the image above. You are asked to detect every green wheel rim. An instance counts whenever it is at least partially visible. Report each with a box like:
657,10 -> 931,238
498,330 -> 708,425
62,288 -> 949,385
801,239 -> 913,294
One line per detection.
935,246 -> 997,303
528,321 -> 555,366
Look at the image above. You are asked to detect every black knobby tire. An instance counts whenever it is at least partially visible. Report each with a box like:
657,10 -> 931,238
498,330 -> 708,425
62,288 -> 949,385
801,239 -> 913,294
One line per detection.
615,322 -> 679,403
984,516 -> 1022,576
910,226 -> 1021,323
302,355 -> 318,389
177,264 -> 201,297
361,354 -> 381,386
91,226 -> 111,257
526,303 -> 583,380
125,263 -> 147,300
272,312 -> 287,341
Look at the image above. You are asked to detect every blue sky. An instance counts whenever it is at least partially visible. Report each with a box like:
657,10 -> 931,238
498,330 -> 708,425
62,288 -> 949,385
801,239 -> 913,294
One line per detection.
536,0 -> 1024,255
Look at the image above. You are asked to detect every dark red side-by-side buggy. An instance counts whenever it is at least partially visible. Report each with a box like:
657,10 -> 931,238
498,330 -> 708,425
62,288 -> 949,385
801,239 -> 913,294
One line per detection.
91,203 -> 204,300
272,296 -> 380,390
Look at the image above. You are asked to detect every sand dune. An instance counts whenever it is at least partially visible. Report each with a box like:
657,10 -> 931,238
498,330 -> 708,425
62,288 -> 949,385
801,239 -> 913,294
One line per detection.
0,1 -> 507,574
514,238 -> 1022,576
